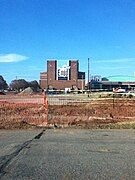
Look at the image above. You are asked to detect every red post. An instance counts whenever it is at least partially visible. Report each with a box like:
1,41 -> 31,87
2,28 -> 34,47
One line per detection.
43,91 -> 48,125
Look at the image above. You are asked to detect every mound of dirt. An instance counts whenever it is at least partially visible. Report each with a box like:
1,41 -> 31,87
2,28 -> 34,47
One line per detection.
19,87 -> 34,95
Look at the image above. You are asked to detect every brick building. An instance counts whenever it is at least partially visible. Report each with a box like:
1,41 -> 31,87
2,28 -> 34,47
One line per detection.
40,60 -> 85,90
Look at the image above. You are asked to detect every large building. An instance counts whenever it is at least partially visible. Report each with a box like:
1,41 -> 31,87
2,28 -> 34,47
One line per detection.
40,60 -> 85,90
90,75 -> 135,91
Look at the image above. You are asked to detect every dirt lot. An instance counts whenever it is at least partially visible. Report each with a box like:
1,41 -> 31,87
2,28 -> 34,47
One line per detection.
0,95 -> 135,129
49,98 -> 135,128
0,102 -> 47,129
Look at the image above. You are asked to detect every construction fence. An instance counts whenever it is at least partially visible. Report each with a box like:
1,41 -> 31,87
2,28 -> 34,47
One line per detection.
0,94 -> 135,129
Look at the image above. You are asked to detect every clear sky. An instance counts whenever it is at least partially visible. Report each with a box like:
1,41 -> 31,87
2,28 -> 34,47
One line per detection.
0,0 -> 135,83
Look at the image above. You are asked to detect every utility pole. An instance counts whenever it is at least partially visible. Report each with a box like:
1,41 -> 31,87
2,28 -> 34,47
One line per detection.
88,58 -> 90,97
82,74 -> 84,93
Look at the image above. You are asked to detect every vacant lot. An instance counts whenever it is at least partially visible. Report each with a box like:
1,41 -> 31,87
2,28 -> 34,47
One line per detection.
0,94 -> 135,129
0,102 -> 47,129
0,95 -> 135,129
49,98 -> 135,128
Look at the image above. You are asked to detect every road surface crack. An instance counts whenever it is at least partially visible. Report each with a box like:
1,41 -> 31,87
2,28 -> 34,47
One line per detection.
0,129 -> 45,178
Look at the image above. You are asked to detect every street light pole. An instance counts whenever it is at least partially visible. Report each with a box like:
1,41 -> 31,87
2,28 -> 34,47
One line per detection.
88,58 -> 90,97
82,74 -> 84,93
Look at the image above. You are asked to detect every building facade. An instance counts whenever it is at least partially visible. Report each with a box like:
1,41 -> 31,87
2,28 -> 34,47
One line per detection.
40,60 -> 85,90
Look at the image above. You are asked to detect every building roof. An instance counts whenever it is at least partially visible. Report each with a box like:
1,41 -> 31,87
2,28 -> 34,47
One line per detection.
107,75 -> 135,82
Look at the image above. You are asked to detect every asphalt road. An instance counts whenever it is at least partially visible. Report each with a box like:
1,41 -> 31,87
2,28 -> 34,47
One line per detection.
0,129 -> 135,180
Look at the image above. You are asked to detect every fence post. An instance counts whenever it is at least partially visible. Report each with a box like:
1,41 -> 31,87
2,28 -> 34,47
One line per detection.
43,91 -> 48,125
113,93 -> 115,109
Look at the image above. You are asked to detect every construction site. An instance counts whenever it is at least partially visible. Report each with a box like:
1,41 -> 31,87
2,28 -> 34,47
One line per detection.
0,92 -> 135,129
1,58 -> 135,130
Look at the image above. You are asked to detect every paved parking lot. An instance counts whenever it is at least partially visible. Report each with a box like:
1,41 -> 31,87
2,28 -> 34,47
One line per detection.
0,129 -> 135,180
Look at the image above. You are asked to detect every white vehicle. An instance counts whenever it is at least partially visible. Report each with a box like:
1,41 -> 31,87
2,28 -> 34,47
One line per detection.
113,88 -> 126,93
65,88 -> 71,93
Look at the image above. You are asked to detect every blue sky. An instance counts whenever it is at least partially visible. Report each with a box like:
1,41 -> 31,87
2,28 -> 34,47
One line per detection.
0,0 -> 135,83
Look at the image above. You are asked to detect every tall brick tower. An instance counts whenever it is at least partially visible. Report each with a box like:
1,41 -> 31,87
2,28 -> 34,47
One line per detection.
47,60 -> 57,88
69,60 -> 78,82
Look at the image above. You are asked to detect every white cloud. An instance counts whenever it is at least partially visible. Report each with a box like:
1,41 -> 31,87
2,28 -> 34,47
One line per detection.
94,58 -> 135,63
0,53 -> 28,63
98,66 -> 129,70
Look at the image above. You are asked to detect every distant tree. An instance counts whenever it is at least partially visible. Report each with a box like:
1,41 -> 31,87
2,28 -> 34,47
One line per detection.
10,79 -> 29,92
102,77 -> 109,81
28,80 -> 41,92
0,75 -> 8,90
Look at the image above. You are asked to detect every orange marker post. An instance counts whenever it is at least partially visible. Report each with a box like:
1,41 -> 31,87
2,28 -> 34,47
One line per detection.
43,91 -> 48,125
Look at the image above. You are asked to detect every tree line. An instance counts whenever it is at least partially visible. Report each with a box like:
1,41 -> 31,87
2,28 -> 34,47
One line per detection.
0,75 -> 41,92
